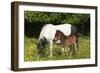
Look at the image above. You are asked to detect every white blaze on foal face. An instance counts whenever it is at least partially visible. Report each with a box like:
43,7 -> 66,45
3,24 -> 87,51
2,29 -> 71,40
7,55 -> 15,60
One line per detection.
54,40 -> 61,44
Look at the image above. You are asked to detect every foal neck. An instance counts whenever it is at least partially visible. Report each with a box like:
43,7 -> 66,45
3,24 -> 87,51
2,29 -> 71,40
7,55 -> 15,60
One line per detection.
60,32 -> 67,45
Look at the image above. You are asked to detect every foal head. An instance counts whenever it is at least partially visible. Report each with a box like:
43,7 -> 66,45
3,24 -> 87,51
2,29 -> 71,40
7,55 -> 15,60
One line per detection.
53,30 -> 66,44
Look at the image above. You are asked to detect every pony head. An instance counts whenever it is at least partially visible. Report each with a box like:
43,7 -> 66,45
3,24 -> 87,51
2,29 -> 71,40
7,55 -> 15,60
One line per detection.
37,36 -> 47,49
37,36 -> 47,56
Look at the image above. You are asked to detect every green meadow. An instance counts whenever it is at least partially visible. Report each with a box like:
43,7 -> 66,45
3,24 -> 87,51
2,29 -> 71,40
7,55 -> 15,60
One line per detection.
24,36 -> 90,62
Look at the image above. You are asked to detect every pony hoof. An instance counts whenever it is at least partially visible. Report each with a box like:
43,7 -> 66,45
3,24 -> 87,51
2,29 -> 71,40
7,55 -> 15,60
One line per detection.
49,54 -> 53,57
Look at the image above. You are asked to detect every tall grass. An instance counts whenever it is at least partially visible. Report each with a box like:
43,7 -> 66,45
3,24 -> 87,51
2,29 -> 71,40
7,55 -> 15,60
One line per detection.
24,36 -> 90,62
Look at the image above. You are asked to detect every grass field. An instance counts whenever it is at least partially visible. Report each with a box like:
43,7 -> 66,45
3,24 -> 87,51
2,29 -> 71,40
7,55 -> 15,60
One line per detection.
24,36 -> 90,62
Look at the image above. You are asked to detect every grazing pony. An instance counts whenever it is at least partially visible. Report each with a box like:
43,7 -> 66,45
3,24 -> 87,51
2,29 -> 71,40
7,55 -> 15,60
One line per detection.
37,24 -> 75,57
53,29 -> 78,56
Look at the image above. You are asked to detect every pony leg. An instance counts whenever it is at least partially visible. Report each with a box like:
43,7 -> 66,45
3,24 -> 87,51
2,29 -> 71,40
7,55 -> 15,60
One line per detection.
37,54 -> 40,61
50,40 -> 53,57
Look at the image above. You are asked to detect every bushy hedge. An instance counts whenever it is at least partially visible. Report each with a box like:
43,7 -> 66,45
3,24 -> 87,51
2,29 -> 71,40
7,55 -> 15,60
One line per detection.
24,11 -> 90,38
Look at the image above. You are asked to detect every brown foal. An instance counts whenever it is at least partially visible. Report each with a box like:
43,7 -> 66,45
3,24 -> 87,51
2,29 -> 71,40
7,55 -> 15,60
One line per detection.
53,30 -> 78,56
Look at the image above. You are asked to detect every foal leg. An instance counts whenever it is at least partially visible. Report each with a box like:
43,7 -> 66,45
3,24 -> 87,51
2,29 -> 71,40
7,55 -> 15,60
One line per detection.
73,43 -> 77,54
65,47 -> 69,55
69,44 -> 74,58
61,47 -> 65,55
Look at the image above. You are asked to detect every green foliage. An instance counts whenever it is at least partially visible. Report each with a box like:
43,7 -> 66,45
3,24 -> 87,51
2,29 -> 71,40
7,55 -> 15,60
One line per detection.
24,11 -> 90,37
24,36 -> 90,61
24,37 -> 38,61
25,11 -> 90,24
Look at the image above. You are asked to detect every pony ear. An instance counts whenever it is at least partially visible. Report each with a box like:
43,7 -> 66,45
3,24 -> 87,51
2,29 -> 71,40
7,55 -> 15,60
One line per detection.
56,30 -> 60,32
56,30 -> 60,31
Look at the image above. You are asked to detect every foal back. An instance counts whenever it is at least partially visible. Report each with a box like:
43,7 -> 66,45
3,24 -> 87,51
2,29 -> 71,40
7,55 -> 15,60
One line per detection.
64,35 -> 77,47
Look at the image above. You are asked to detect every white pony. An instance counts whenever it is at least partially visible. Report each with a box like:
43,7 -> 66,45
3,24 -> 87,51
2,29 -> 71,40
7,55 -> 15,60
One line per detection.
37,24 -> 73,57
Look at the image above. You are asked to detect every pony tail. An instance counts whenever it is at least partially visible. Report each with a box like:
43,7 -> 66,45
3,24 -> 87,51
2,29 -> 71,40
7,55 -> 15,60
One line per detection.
71,25 -> 78,48
76,33 -> 79,48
